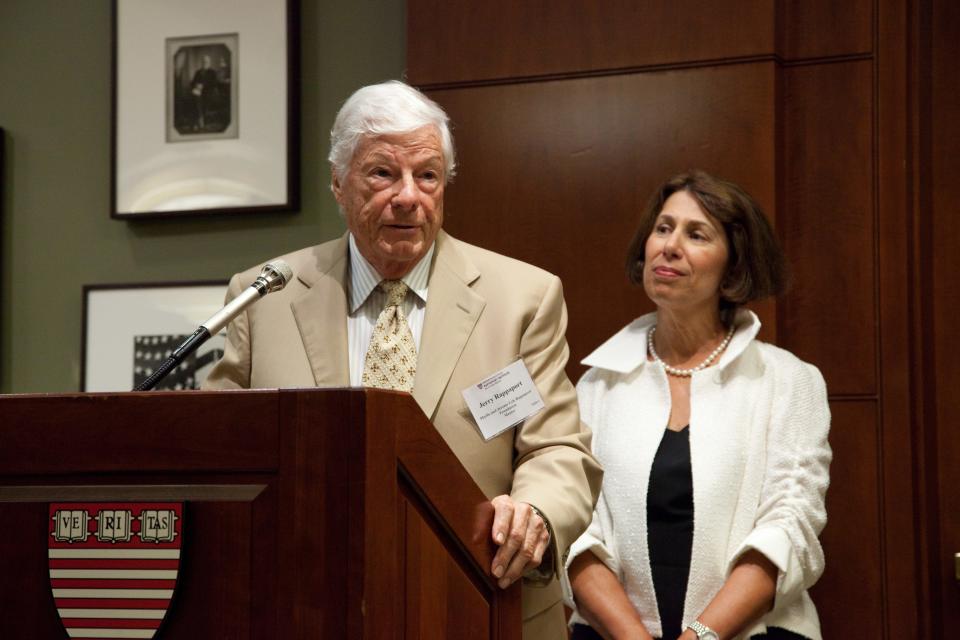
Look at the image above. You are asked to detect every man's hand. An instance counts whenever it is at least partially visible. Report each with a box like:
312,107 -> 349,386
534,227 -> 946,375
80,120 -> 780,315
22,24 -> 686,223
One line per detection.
489,495 -> 550,589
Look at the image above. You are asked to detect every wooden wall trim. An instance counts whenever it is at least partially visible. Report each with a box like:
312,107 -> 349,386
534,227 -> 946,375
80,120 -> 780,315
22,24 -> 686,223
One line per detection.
775,0 -> 873,60
777,52 -> 875,67
828,394 -> 882,402
906,0 -> 940,634
414,53 -> 875,92
878,0 -> 926,635
414,55 -> 776,91
926,0 -> 960,631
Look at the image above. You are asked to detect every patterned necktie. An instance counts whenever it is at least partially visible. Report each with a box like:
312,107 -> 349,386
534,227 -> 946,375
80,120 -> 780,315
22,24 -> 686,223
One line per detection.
362,280 -> 418,392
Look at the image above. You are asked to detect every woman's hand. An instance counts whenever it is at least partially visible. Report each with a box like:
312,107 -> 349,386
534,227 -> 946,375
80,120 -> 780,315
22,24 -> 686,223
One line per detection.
569,551 -> 654,640
684,549 -> 778,639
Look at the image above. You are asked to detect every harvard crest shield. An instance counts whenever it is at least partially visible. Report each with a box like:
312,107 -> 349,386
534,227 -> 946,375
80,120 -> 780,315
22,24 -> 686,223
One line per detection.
48,503 -> 184,639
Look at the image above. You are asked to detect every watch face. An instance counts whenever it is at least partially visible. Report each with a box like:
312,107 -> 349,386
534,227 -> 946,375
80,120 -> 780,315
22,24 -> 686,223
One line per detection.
689,621 -> 719,640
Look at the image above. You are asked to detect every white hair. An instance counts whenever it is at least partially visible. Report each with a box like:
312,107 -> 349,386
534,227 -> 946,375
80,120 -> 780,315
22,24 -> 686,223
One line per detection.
328,80 -> 456,184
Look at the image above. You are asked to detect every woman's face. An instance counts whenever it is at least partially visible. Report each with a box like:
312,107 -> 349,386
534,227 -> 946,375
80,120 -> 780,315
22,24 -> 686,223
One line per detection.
643,190 -> 730,316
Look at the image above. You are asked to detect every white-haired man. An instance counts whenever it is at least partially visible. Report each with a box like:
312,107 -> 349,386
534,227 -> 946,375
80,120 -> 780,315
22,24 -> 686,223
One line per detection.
204,80 -> 602,638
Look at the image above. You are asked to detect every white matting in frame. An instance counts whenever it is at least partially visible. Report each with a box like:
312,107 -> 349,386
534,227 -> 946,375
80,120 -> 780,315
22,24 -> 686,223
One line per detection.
113,0 -> 295,218
83,283 -> 228,392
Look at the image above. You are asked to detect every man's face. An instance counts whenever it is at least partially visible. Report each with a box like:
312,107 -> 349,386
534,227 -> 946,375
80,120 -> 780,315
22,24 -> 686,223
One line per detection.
333,126 -> 445,279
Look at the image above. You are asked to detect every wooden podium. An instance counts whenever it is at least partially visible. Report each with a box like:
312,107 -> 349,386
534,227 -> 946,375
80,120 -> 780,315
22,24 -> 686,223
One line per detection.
0,389 -> 521,638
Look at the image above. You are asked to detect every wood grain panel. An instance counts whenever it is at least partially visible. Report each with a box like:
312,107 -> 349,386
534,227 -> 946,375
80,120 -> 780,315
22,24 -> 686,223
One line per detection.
161,502 -> 251,638
0,392 -> 279,475
809,400 -> 883,638
875,0 -> 921,634
0,504 -> 70,639
408,1 -> 774,86
380,387 -> 522,638
402,499 -> 490,640
277,389 -> 360,638
931,0 -> 960,627
777,60 -> 875,396
428,63 -> 776,377
775,0 -> 873,60
0,497 -> 265,638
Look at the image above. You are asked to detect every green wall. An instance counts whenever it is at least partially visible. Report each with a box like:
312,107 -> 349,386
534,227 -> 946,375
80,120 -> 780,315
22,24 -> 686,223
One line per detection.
0,1 -> 405,392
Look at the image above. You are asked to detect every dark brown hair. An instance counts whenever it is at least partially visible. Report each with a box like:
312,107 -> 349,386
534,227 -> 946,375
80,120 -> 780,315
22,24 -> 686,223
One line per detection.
625,170 -> 788,326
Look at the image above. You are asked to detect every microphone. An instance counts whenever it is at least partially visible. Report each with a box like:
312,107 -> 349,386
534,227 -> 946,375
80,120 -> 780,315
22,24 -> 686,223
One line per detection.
133,260 -> 293,391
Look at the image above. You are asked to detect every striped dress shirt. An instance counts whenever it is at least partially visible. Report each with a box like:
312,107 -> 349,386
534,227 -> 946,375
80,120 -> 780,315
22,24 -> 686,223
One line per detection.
347,233 -> 434,387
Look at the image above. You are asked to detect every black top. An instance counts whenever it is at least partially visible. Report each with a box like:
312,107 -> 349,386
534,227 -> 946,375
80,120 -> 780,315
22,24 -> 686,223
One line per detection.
647,426 -> 694,640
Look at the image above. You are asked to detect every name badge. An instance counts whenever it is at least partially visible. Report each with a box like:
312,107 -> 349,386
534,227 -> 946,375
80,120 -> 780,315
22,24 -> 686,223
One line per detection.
461,359 -> 545,441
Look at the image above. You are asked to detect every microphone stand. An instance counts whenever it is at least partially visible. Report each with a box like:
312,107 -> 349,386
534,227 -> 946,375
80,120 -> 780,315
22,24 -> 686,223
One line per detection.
132,261 -> 292,391
133,327 -> 212,391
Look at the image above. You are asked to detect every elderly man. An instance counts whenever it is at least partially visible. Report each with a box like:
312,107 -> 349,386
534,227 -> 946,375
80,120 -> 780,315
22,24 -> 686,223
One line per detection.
203,80 -> 601,638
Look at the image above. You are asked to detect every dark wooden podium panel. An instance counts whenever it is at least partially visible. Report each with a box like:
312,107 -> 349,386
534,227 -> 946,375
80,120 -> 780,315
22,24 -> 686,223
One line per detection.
0,485 -> 276,638
0,389 -> 520,639
402,495 -> 491,639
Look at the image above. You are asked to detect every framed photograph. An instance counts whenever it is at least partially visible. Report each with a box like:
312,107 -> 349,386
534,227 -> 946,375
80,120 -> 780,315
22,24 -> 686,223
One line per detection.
112,0 -> 299,219
166,33 -> 239,142
82,281 -> 229,392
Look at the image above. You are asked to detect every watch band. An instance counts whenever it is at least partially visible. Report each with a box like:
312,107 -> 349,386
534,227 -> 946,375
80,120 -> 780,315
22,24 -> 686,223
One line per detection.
687,620 -> 719,640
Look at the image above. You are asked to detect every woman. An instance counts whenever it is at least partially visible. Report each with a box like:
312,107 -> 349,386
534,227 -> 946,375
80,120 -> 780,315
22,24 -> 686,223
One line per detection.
564,171 -> 831,640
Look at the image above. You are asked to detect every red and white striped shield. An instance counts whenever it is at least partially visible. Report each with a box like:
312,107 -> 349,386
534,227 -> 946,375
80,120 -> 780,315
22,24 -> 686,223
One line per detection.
48,502 -> 184,640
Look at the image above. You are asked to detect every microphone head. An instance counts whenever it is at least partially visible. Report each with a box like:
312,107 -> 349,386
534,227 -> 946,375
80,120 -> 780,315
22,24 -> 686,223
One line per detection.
260,260 -> 294,293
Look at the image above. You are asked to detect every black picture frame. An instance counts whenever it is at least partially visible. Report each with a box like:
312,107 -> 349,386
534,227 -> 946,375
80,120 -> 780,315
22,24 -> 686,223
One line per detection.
111,0 -> 299,219
81,280 -> 229,392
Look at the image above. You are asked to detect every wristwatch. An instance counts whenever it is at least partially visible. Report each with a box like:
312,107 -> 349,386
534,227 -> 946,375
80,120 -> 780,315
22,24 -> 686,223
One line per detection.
687,620 -> 719,640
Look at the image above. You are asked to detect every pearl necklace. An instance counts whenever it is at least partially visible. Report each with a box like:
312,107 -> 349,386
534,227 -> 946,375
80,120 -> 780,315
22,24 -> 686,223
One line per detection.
647,324 -> 735,377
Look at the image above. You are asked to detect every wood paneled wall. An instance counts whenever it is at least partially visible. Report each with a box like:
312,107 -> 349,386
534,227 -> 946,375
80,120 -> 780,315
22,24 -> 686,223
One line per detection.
427,64 -> 776,358
406,0 -> 938,636
926,0 -> 960,633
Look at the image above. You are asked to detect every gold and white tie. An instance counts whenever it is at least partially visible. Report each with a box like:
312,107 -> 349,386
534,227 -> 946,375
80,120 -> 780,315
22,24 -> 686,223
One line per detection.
362,280 -> 418,392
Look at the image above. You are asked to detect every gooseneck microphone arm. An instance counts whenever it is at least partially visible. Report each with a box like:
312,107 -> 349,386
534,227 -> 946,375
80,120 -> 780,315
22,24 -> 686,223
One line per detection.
133,260 -> 293,392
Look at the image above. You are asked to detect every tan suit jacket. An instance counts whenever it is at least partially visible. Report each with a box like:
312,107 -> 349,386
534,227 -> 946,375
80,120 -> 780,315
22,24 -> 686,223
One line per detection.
204,231 -> 602,637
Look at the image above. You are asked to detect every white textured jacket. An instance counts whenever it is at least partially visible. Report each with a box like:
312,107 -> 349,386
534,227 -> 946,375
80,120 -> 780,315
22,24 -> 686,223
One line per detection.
563,310 -> 831,640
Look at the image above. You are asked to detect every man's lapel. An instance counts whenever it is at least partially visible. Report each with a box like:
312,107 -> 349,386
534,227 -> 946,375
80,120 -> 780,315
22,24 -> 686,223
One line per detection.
413,232 -> 485,420
290,234 -> 351,387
